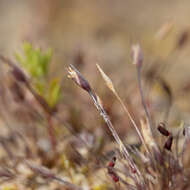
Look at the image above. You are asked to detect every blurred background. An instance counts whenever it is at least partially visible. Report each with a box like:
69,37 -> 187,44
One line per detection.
0,0 -> 190,138
1,0 -> 190,136
1,0 -> 190,189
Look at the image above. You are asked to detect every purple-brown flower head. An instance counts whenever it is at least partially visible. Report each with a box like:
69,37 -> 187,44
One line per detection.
164,135 -> 173,151
157,122 -> 170,136
68,64 -> 92,93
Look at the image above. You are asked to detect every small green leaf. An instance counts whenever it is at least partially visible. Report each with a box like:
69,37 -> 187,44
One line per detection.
35,81 -> 46,96
15,42 -> 52,79
47,78 -> 61,107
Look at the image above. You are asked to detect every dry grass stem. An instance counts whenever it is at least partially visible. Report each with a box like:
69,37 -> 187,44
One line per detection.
68,64 -> 143,182
96,63 -> 150,155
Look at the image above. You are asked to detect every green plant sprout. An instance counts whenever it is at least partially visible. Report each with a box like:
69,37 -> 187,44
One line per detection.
15,42 -> 61,109
14,42 -> 62,150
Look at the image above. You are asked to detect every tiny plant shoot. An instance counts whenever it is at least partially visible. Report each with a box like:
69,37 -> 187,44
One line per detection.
15,42 -> 62,150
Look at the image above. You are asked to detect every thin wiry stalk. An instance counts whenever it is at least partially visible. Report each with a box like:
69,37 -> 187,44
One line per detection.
137,67 -> 153,133
25,161 -> 82,190
181,136 -> 188,166
68,65 -> 143,182
181,126 -> 190,165
175,130 -> 180,159
0,55 -> 57,151
89,93 -> 146,186
89,92 -> 141,176
0,55 -> 20,70
0,55 -> 96,153
114,91 -> 149,155
131,44 -> 153,133
53,176 -> 82,190
96,64 -> 150,155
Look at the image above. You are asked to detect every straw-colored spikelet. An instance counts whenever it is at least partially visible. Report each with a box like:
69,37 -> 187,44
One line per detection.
131,44 -> 143,67
96,64 -> 116,94
140,119 -> 157,150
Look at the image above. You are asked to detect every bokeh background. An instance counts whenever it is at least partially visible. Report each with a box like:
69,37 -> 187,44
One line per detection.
0,0 -> 190,138
1,0 -> 190,137
1,0 -> 190,189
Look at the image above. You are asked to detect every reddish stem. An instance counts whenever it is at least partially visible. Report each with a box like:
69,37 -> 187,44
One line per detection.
47,114 -> 56,151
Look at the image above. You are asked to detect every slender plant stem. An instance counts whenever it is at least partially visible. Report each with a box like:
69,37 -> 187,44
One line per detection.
0,55 -> 57,151
96,64 -> 149,154
115,92 -> 150,154
26,161 -> 82,190
89,91 -> 142,178
47,114 -> 56,150
137,67 -> 153,133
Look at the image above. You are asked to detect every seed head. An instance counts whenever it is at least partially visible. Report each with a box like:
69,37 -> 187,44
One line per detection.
164,135 -> 173,151
157,122 -> 170,136
68,64 -> 92,93
131,44 -> 143,67
96,64 -> 116,94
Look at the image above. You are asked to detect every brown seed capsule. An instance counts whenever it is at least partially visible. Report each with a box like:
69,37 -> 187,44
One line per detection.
131,167 -> 137,174
157,122 -> 170,136
107,167 -> 119,183
108,156 -> 116,168
183,128 -> 186,136
164,135 -> 173,151
110,173 -> 119,182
